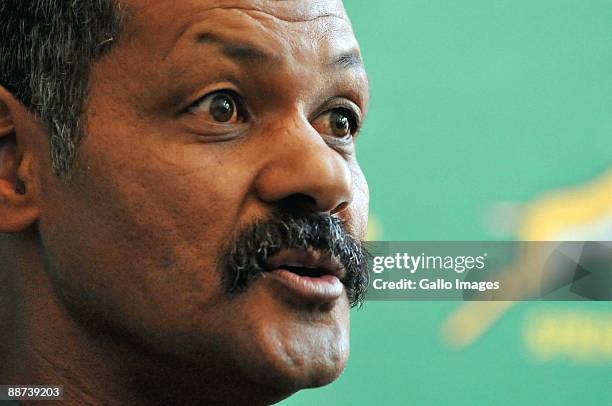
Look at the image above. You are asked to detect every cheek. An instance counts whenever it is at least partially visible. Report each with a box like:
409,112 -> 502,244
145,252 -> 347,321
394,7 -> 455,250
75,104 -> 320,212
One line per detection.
37,125 -> 257,342
75,118 -> 252,245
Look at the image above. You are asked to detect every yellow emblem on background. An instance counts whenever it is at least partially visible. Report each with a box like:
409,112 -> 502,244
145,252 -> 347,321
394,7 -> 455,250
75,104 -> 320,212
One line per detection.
443,170 -> 612,360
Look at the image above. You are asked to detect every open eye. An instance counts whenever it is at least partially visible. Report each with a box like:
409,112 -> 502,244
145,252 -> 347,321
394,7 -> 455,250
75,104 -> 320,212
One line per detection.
312,108 -> 359,138
188,90 -> 246,124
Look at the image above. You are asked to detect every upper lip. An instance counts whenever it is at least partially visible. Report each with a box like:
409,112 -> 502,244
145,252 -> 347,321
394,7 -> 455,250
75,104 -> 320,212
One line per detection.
267,249 -> 346,280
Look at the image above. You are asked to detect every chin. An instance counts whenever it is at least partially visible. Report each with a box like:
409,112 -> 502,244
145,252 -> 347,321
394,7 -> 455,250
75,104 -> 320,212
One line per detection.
240,337 -> 350,405
228,287 -> 351,401
266,340 -> 350,391
252,356 -> 349,405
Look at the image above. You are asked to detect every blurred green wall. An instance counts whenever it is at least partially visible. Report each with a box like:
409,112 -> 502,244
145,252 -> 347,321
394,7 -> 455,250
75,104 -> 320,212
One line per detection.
283,1 -> 612,405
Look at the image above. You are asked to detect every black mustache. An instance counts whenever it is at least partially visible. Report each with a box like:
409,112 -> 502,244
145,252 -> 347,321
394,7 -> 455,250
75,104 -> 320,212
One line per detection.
220,212 -> 369,307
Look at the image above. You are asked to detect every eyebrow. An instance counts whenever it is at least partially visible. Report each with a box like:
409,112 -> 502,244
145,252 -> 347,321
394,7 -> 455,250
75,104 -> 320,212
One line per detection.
332,51 -> 364,70
197,32 -> 275,63
196,32 -> 364,70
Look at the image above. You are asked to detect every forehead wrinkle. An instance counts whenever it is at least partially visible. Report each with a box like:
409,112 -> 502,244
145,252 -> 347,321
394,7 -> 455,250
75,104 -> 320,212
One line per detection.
168,1 -> 347,40
211,6 -> 346,23
160,0 -> 352,59
119,1 -> 367,101
120,0 -> 349,51
185,0 -> 349,23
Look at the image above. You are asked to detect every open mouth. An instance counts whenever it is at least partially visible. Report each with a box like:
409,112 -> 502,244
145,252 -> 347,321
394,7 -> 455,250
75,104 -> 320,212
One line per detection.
277,265 -> 329,278
267,248 -> 345,279
265,249 -> 346,302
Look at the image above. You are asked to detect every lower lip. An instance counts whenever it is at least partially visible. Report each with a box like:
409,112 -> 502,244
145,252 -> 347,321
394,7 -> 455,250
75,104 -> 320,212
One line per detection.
267,269 -> 345,302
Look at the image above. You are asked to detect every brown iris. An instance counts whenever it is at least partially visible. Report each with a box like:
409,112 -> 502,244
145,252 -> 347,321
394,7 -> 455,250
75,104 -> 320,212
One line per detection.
330,110 -> 351,137
209,94 -> 236,123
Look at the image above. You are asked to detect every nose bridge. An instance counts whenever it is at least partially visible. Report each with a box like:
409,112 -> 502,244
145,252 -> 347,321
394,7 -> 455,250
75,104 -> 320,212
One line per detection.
253,117 -> 353,214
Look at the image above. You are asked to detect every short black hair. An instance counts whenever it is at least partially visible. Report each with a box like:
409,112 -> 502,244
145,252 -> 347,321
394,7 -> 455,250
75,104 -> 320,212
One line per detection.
0,0 -> 122,175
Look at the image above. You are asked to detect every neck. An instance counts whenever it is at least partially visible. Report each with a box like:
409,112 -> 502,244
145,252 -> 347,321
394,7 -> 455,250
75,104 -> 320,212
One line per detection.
1,233 -> 130,405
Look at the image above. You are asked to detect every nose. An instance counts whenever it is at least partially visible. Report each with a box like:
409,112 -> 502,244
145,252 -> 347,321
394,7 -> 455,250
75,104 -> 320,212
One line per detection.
253,119 -> 354,215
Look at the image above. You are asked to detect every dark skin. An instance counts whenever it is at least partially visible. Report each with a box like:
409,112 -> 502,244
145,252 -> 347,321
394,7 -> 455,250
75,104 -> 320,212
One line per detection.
0,0 -> 370,404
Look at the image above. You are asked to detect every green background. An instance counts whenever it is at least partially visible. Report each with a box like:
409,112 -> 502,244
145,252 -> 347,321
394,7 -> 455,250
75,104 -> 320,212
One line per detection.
283,1 -> 612,405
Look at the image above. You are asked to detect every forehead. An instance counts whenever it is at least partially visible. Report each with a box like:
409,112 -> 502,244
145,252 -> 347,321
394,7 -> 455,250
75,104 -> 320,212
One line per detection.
94,0 -> 368,117
120,0 -> 357,60
126,0 -> 350,23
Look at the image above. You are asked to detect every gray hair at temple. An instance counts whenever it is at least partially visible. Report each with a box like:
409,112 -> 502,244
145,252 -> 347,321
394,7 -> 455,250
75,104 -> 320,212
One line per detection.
0,0 -> 122,176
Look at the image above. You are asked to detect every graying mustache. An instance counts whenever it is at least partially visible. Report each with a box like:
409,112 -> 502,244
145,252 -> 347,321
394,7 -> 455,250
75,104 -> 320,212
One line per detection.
220,214 -> 369,307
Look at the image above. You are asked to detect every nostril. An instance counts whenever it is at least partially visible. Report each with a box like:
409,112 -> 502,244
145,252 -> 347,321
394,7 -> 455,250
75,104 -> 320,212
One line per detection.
278,193 -> 318,213
330,201 -> 349,215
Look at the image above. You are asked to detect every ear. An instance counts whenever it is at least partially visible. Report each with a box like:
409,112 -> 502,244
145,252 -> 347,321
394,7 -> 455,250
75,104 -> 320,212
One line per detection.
0,86 -> 40,233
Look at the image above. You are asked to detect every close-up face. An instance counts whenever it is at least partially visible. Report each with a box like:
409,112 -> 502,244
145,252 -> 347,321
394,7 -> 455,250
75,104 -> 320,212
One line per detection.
24,0 -> 369,403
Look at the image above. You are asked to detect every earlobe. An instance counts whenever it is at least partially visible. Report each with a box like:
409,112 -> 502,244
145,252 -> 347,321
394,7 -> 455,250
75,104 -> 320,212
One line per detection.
0,89 -> 40,233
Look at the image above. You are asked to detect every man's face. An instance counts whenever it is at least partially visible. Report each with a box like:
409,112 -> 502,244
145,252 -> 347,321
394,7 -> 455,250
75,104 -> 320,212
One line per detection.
32,0 -> 369,401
